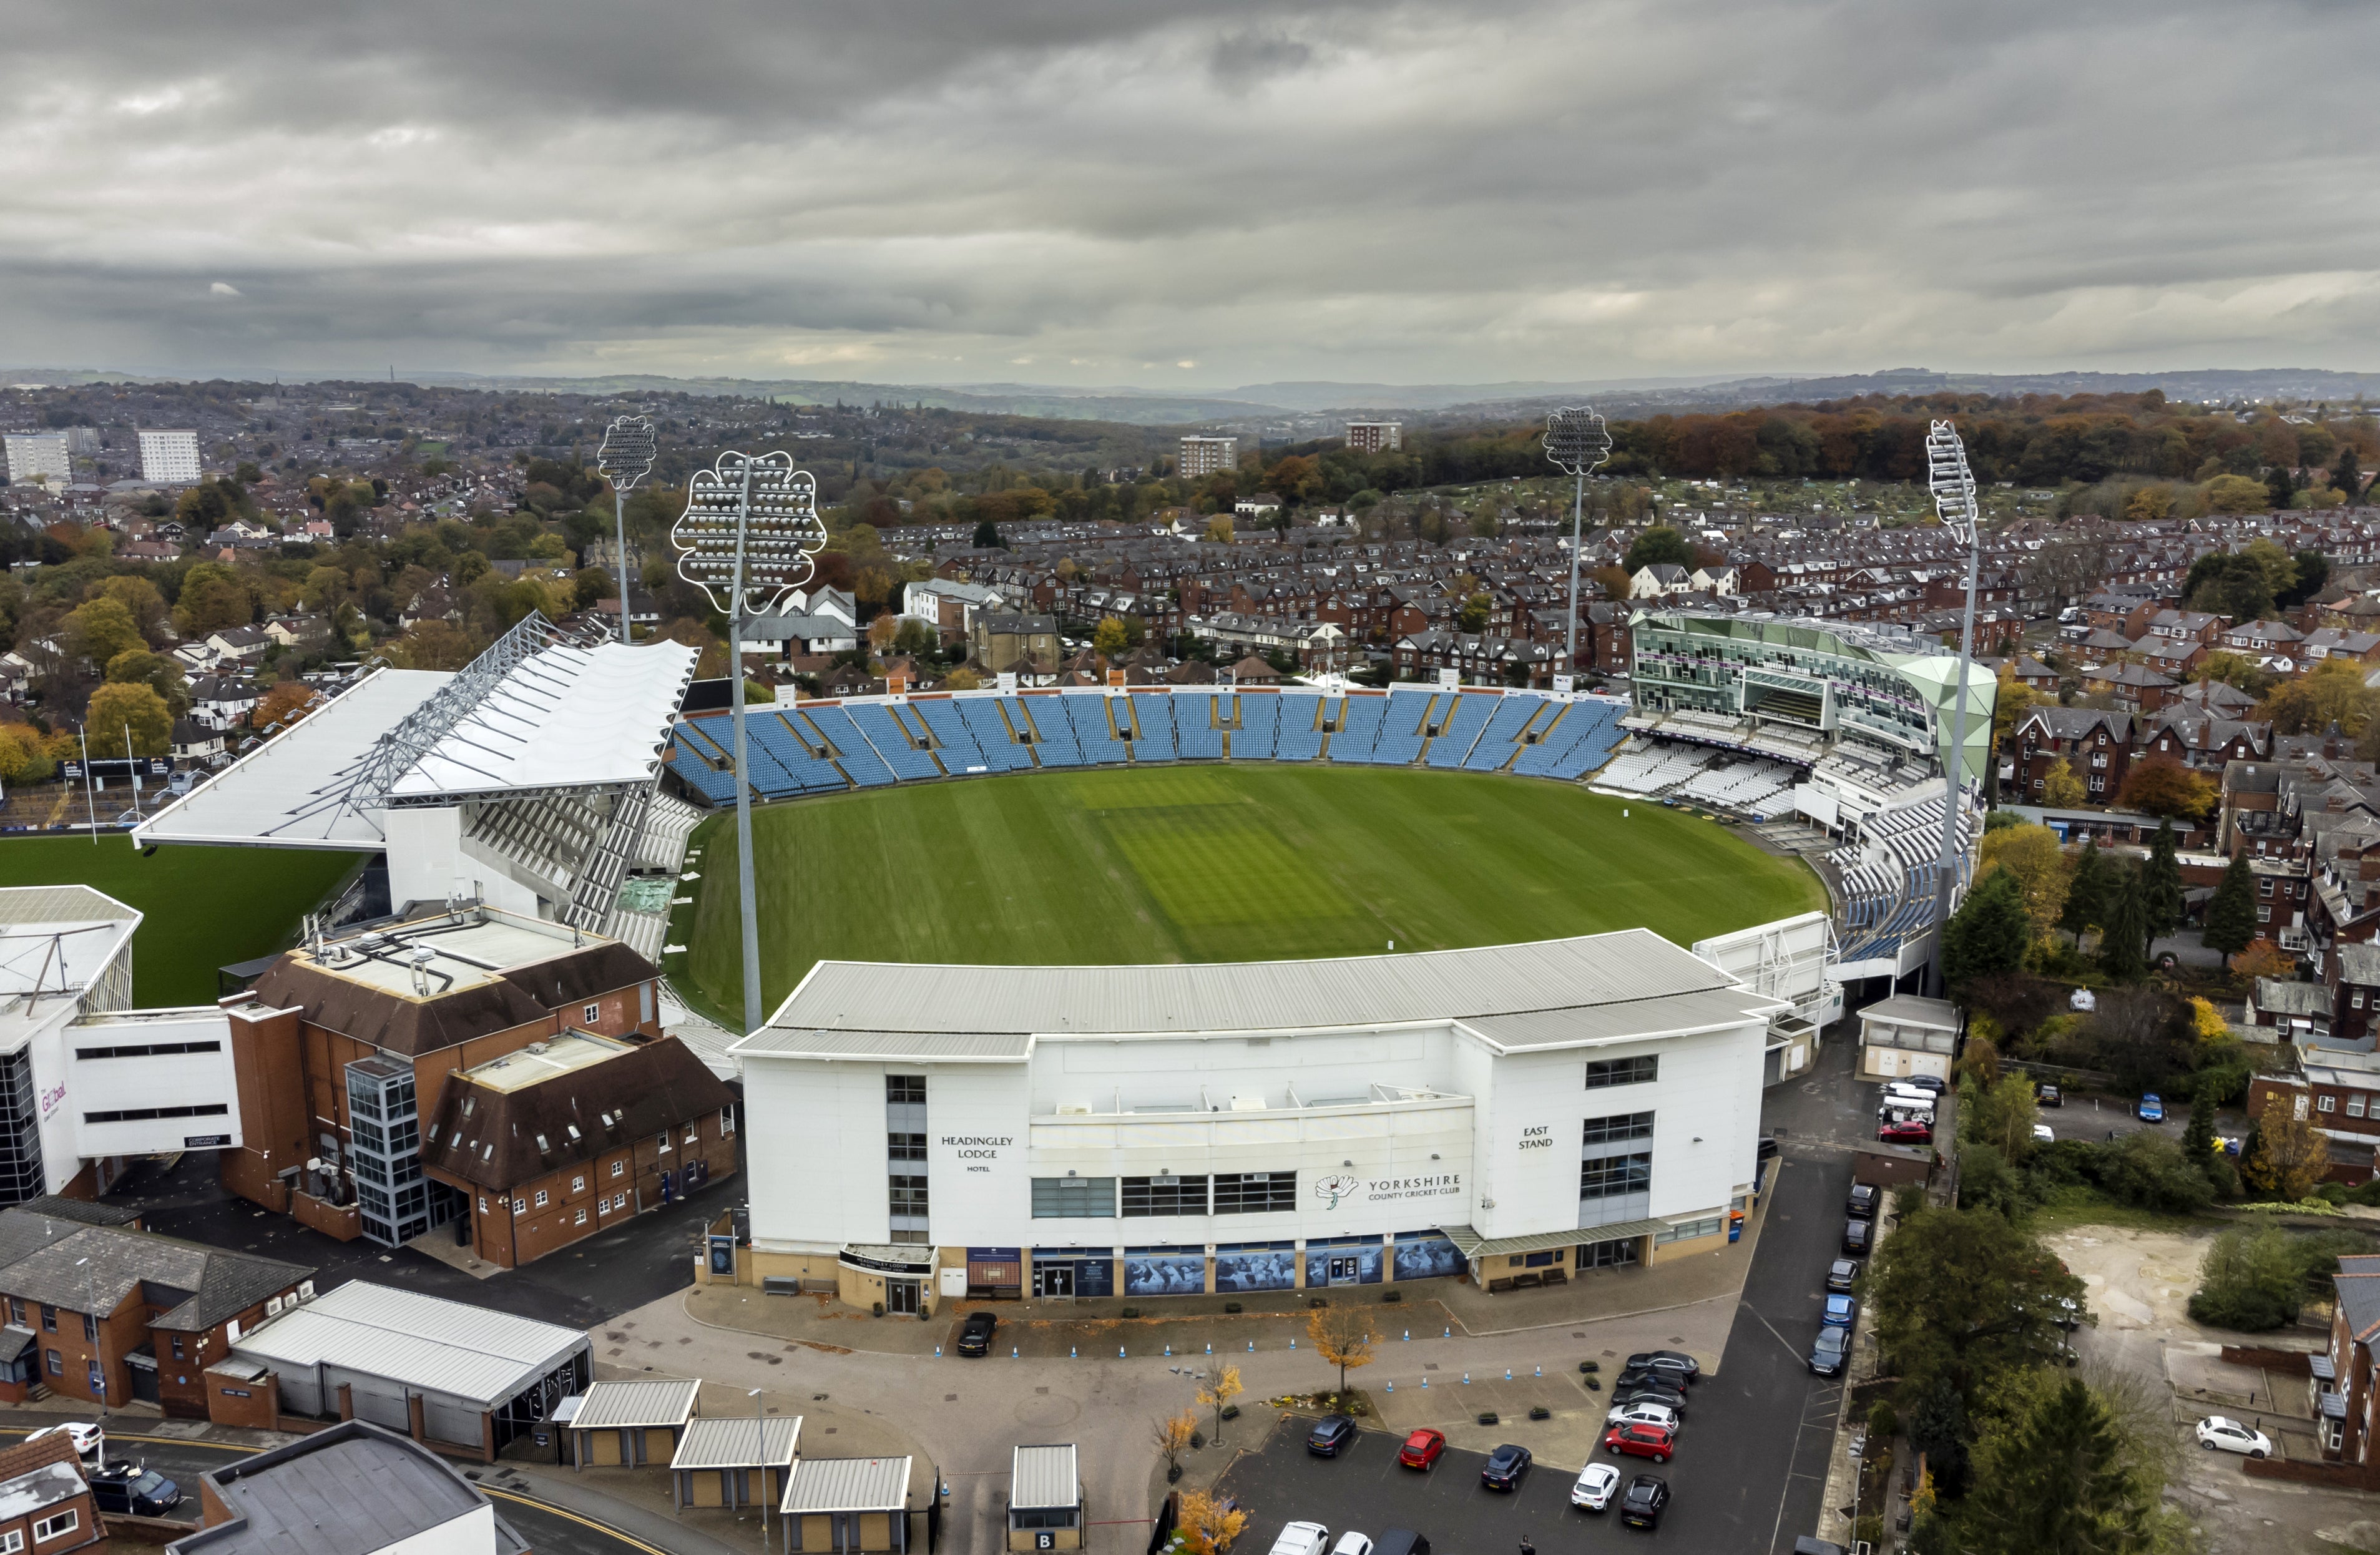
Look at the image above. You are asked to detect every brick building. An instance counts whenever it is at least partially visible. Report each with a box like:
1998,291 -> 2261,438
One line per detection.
421,1032 -> 737,1270
0,1432 -> 104,1555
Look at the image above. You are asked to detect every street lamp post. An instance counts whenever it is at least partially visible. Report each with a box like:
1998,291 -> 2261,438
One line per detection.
1924,419 -> 1984,994
1544,408 -> 1614,679
597,416 -> 659,645
670,451 -> 828,1034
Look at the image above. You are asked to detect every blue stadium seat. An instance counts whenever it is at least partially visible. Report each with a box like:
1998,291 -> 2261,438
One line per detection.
1233,694 -> 1278,759
1128,694 -> 1179,761
665,743 -> 742,805
1423,692 -> 1494,767
1275,694 -> 1324,761
1511,702 -> 1624,780
1066,695 -> 1130,763
1461,694 -> 1543,771
1328,695 -> 1386,763
795,707 -> 896,787
954,698 -> 1035,773
1173,694 -> 1225,760
1371,690 -> 1432,766
1014,697 -> 1085,767
849,704 -> 945,781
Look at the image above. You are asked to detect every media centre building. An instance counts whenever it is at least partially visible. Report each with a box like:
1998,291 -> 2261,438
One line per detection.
723,928 -> 1785,1313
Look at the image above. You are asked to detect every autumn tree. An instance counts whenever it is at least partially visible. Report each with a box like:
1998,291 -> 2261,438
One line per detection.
2115,756 -> 2216,822
63,596 -> 142,669
96,576 -> 169,644
1306,1305 -> 1375,1397
2260,656 -> 2375,737
868,614 -> 900,652
1590,564 -> 1633,600
2229,939 -> 2294,981
105,650 -> 190,719
1153,1410 -> 1195,1480
386,621 -> 482,671
0,725 -> 54,785
1204,516 -> 1234,544
1961,1072 -> 2042,1163
1976,822 -> 2069,941
1093,616 -> 1129,660
171,562 -> 255,638
2040,757 -> 2085,808
84,683 -> 172,758
1197,1361 -> 1243,1444
2244,1089 -> 2325,1202
941,667 -> 982,691
1173,1491 -> 1247,1555
252,682 -> 318,732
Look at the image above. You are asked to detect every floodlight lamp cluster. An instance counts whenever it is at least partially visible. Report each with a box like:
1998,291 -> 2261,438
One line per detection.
1924,419 -> 1980,546
671,449 -> 828,616
1544,407 -> 1614,477
597,415 -> 658,490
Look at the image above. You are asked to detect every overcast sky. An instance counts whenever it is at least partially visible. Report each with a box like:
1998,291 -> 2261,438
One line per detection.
4,0 -> 2378,389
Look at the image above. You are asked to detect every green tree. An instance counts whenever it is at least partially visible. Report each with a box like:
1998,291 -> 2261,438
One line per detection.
2189,1225 -> 2304,1331
103,649 -> 190,719
2098,865 -> 2149,981
1457,592 -> 1490,634
2182,1076 -> 2219,1164
2040,756 -> 2085,808
1622,525 -> 1694,574
2142,821 -> 2182,944
1868,1204 -> 2083,1401
972,519 -> 1004,549
2266,466 -> 2296,512
2185,549 -> 2277,621
171,562 -> 254,637
1943,868 -> 2029,988
1962,1379 -> 2155,1555
63,596 -> 142,669
2101,1129 -> 2213,1213
1960,1073 -> 2042,1164
2203,853 -> 2257,957
1092,616 -> 1129,660
84,682 -> 172,758
1904,1377 -> 1971,1499
2061,837 -> 2110,939
2288,547 -> 2333,606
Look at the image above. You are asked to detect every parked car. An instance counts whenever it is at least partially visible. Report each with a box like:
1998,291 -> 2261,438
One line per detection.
2137,1093 -> 2165,1123
89,1465 -> 180,1518
1480,1443 -> 1532,1491
1328,1535 -> 1374,1555
1396,1428 -> 1445,1470
1846,1183 -> 1880,1220
1606,1401 -> 1681,1432
1572,1461 -> 1622,1511
1609,1380 -> 1688,1417
1878,1120 -> 1932,1144
2032,1124 -> 2055,1144
1899,1074 -> 1946,1094
1620,1474 -> 1670,1529
1842,1219 -> 1873,1255
1306,1415 -> 1357,1457
1602,1423 -> 1676,1463
1268,1523 -> 1332,1555
2036,1082 -> 2063,1107
26,1425 -> 102,1466
1625,1350 -> 1701,1384
2195,1416 -> 2271,1458
1822,1295 -> 1859,1330
1809,1328 -> 1850,1376
955,1310 -> 997,1356
1826,1258 -> 1859,1293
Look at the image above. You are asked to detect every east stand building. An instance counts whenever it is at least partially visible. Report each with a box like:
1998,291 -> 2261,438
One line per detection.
723,928 -> 1789,1313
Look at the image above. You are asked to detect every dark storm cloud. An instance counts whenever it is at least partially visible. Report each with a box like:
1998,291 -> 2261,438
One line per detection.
2,0 -> 2377,382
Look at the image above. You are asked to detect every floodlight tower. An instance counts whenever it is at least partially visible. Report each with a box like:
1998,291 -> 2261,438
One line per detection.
1924,419 -> 1984,993
596,416 -> 658,645
1544,408 -> 1614,677
671,450 -> 828,1033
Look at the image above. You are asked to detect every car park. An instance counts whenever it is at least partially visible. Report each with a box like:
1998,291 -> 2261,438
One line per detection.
1479,1443 -> 1532,1491
2195,1416 -> 2271,1458
1602,1423 -> 1676,1463
1307,1415 -> 1357,1456
1606,1401 -> 1680,1432
89,1464 -> 180,1518
1822,1294 -> 1858,1330
2137,1093 -> 2164,1123
1572,1461 -> 1622,1511
956,1310 -> 997,1356
1846,1183 -> 1880,1219
1809,1327 -> 1849,1376
1268,1522 -> 1332,1555
1625,1350 -> 1700,1384
2036,1082 -> 2062,1107
1842,1219 -> 1872,1255
1620,1474 -> 1670,1528
1826,1258 -> 1859,1293
1396,1429 -> 1444,1470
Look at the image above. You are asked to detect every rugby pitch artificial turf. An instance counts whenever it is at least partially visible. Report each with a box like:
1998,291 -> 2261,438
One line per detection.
675,763 -> 1826,1019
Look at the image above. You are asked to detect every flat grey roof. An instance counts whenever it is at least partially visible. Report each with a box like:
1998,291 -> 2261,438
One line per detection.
1010,1445 -> 1079,1511
743,929 -> 1748,1044
573,1378 -> 700,1431
781,1456 -> 914,1514
1441,1220 -> 1667,1259
165,1421 -> 526,1555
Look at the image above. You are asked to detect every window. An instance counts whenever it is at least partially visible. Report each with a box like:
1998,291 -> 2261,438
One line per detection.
0,1527 -> 24,1554
39,1307 -> 53,1333
886,1075 -> 926,1105
1585,1056 -> 1658,1090
584,1003 -> 602,1025
614,1193 -> 627,1211
2258,906 -> 2271,923
1580,1153 -> 1653,1200
533,1190 -> 549,1208
512,1199 -> 526,1215
656,1131 -> 672,1154
43,1350 -> 58,1376
2321,1095 -> 2338,1113
33,1512 -> 76,1544
1582,1111 -> 1655,1146
73,1040 -> 222,1060
722,1106 -> 736,1137
1212,1172 -> 1297,1214
79,1314 -> 94,1342
6,1300 -> 19,1327
888,1132 -> 927,1162
1122,1175 -> 1208,1217
611,1160 -> 625,1179
685,1123 -> 699,1145
574,1209 -> 587,1226
2351,1096 -> 2368,1119
1031,1177 -> 1116,1219
572,1175 -> 585,1192
171,1335 -> 184,1360
1655,1215 -> 1725,1244
888,1175 -> 929,1215
81,1103 -> 229,1124
2260,878 -> 2273,896
2357,993 -> 2366,1011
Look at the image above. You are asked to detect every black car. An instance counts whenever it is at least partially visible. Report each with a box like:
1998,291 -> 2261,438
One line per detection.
1842,1218 -> 1872,1255
1826,1258 -> 1859,1293
1809,1328 -> 1849,1376
1899,1074 -> 1946,1095
1846,1184 -> 1879,1220
1306,1414 -> 1357,1456
89,1464 -> 180,1518
1625,1350 -> 1700,1385
1480,1443 -> 1532,1490
955,1310 -> 997,1356
2036,1082 -> 2063,1107
1609,1380 -> 1688,1417
1620,1474 -> 1669,1529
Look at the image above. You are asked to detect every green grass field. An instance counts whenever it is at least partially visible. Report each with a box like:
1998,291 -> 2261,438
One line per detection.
675,765 -> 1826,1020
0,837 -> 364,1006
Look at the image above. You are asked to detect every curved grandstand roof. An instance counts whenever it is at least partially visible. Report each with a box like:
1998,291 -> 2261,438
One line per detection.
740,927 -> 1781,1050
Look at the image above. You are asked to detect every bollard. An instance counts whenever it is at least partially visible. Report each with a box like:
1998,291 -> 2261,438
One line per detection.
1421,1376 -> 1428,1389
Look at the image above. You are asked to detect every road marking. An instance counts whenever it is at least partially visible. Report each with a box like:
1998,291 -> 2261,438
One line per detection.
485,1488 -> 672,1555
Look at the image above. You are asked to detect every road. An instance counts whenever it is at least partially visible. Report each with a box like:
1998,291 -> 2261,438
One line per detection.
0,1426 -> 667,1555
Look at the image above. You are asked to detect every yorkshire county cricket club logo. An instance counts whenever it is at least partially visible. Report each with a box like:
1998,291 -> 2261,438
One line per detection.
1315,1173 -> 1361,1210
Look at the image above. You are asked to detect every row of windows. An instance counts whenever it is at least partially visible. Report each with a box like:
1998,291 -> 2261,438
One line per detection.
1580,1152 -> 1652,1200
1655,1214 -> 1725,1244
1582,1111 -> 1655,1145
1122,1175 -> 1208,1217
82,1103 -> 228,1124
73,1040 -> 221,1061
1585,1056 -> 1658,1089
8,1301 -> 94,1342
1031,1172 -> 1300,1220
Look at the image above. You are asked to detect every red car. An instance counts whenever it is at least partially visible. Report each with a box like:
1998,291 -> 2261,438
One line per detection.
1398,1428 -> 1446,1469
1602,1423 -> 1676,1463
1879,1120 -> 1932,1144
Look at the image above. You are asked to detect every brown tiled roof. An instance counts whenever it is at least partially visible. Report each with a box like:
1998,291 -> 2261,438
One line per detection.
250,942 -> 659,1056
420,1036 -> 733,1192
0,1430 -> 84,1484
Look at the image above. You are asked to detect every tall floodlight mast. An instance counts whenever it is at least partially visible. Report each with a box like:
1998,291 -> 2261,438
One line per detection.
1924,419 -> 1982,994
596,416 -> 657,645
1544,408 -> 1614,677
671,451 -> 828,1033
